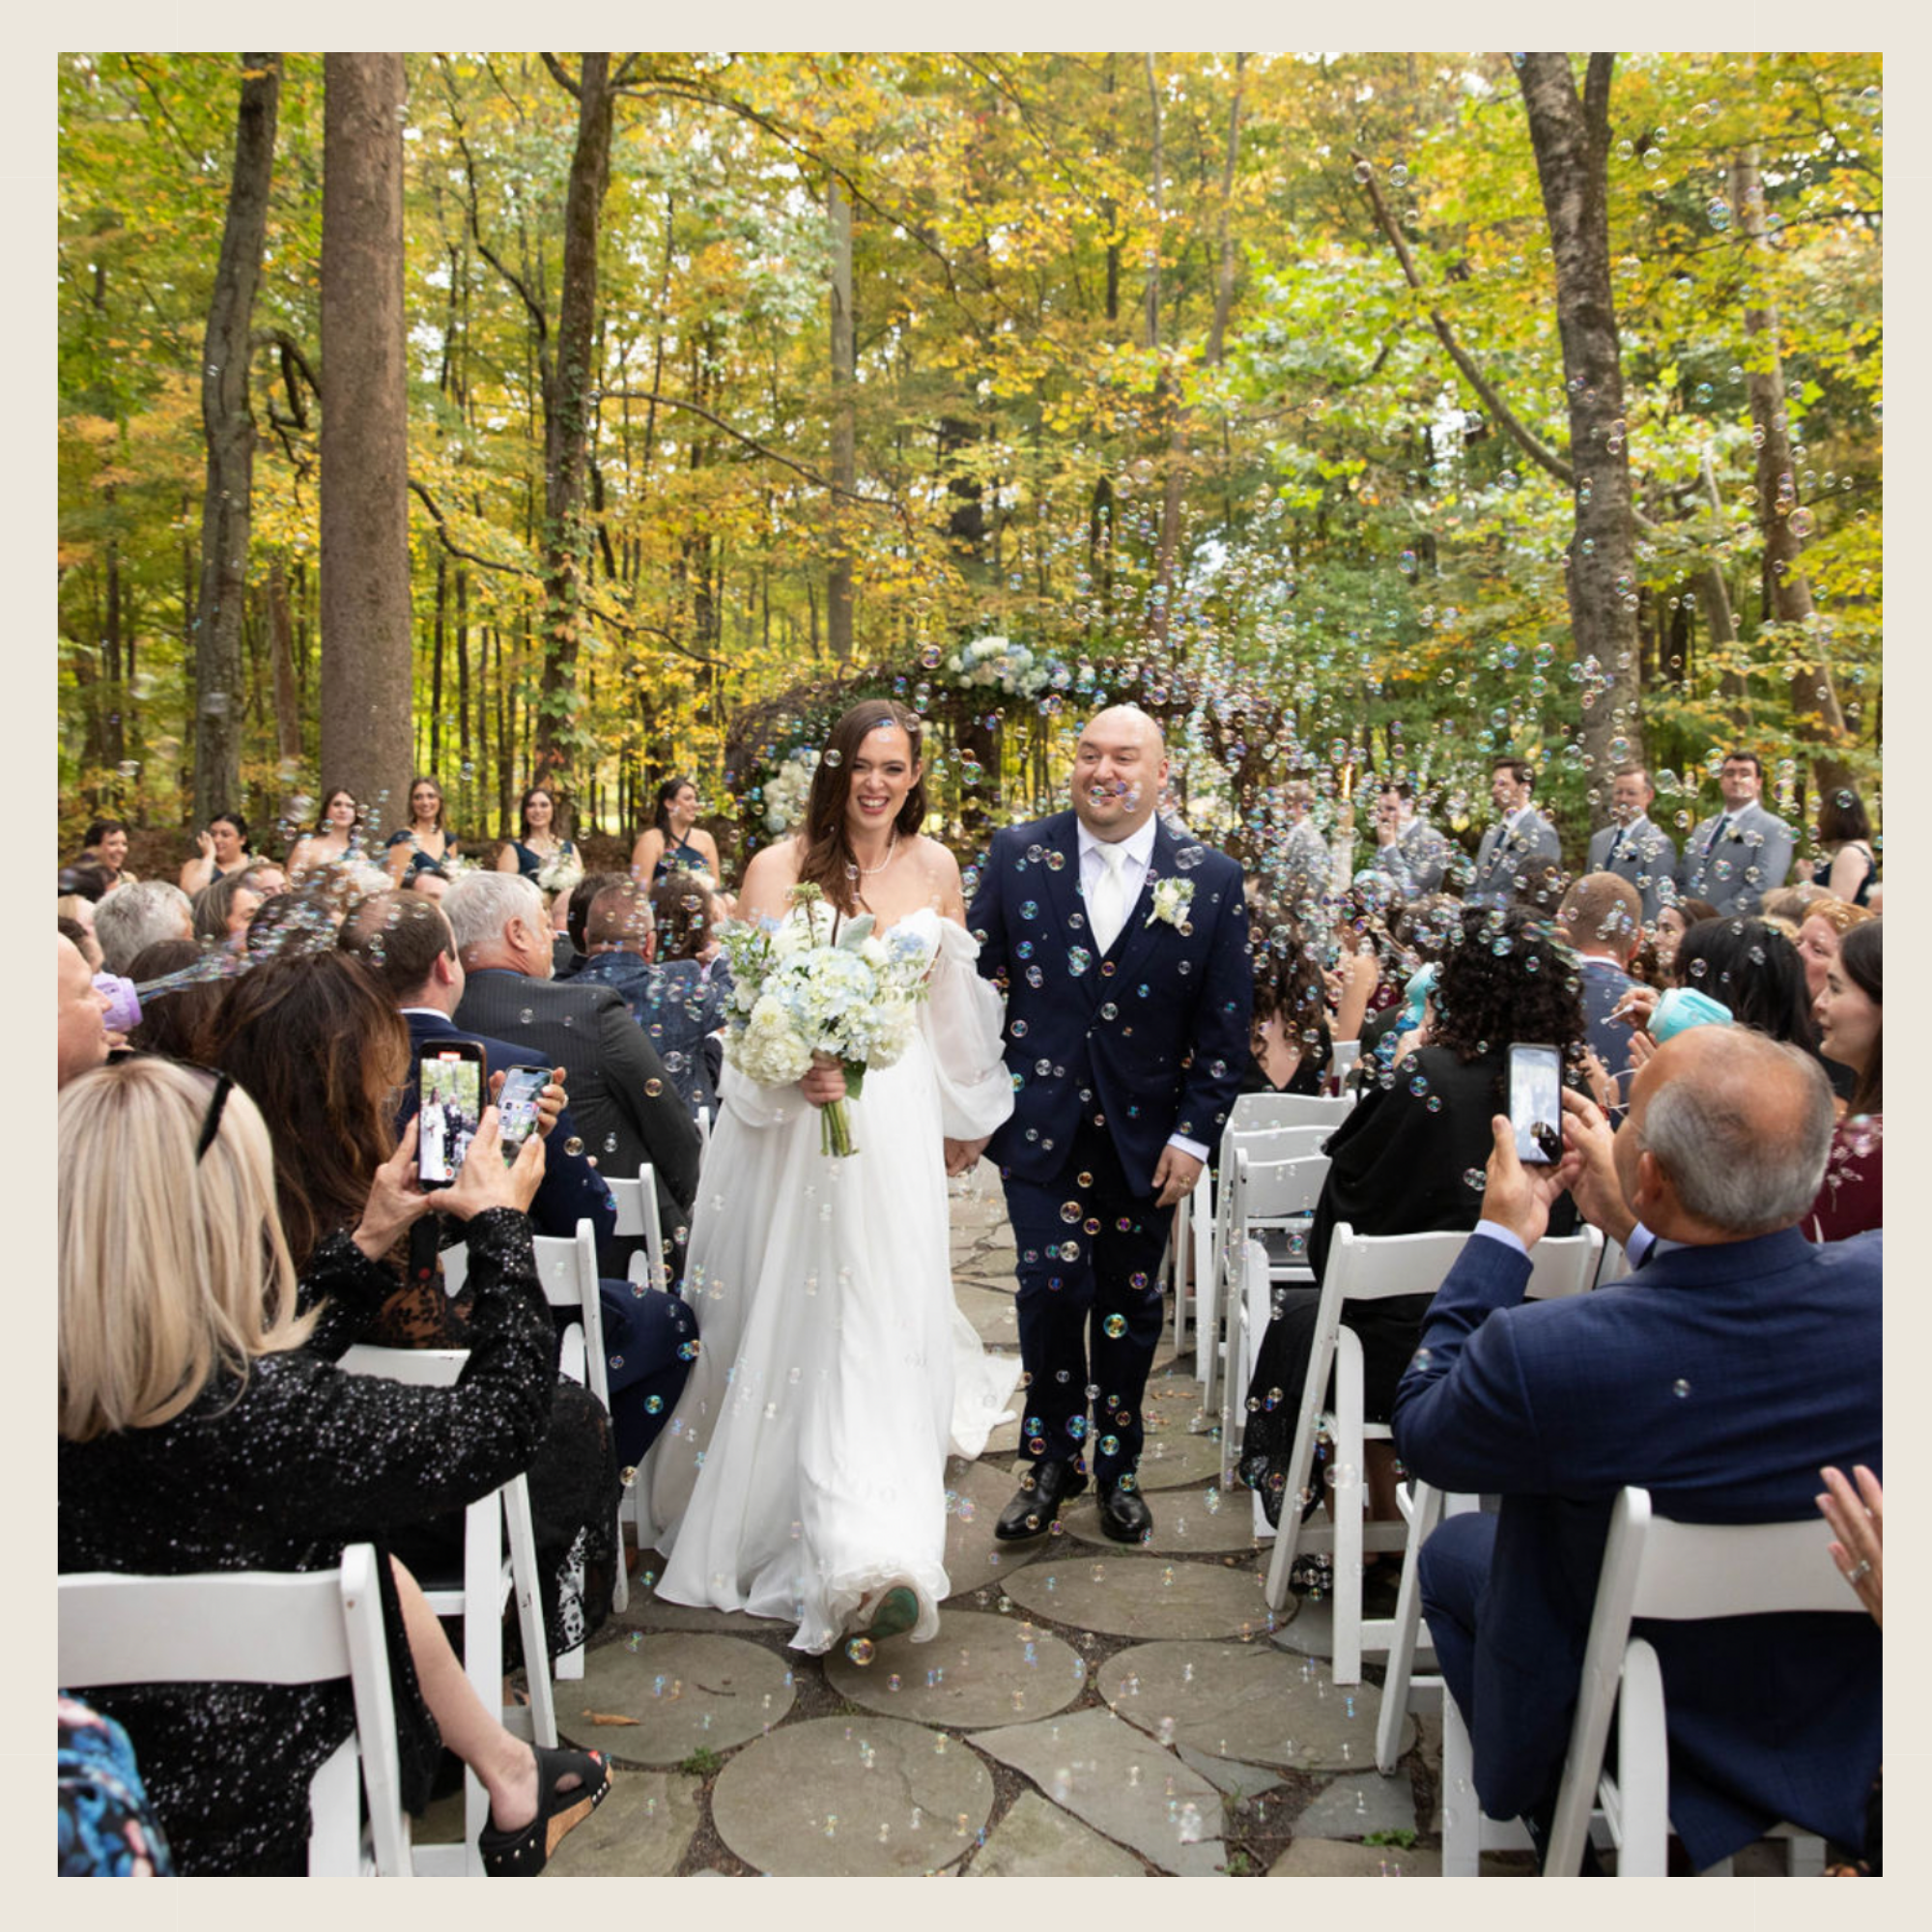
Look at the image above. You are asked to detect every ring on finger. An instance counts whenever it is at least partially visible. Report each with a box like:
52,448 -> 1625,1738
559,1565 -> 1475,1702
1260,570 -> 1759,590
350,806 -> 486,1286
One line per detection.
1845,1558 -> 1873,1586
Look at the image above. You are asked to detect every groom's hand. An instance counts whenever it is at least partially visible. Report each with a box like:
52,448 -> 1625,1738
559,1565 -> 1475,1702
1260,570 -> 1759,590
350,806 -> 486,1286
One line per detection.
944,1135 -> 989,1177
1150,1145 -> 1204,1209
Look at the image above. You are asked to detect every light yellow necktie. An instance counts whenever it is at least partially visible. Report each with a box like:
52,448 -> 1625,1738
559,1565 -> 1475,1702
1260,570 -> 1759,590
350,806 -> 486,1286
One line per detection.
1089,840 -> 1130,953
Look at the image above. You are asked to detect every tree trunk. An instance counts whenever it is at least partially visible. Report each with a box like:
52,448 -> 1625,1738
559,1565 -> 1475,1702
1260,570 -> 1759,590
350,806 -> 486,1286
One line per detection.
1518,52 -> 1645,793
1731,145 -> 1852,792
533,53 -> 619,797
267,555 -> 303,765
827,170 -> 856,664
191,53 -> 280,827
320,52 -> 412,833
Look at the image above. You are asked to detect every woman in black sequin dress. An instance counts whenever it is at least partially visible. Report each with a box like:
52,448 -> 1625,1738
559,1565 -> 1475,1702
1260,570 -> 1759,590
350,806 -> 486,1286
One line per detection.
205,951 -> 620,1661
58,1058 -> 609,1873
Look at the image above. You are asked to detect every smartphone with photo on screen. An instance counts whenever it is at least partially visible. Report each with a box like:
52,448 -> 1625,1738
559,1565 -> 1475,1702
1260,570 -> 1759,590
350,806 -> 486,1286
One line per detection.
416,1040 -> 486,1185
1508,1041 -> 1563,1165
497,1065 -> 548,1164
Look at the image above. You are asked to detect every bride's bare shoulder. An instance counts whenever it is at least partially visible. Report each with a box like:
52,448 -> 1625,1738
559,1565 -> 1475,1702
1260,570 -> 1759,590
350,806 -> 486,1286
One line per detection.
741,837 -> 805,918
905,836 -> 966,922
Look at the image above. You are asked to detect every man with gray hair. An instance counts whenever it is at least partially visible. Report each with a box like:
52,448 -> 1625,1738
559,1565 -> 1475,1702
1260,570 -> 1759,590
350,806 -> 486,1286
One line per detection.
93,880 -> 194,977
1393,1028 -> 1880,1873
444,869 -> 701,1270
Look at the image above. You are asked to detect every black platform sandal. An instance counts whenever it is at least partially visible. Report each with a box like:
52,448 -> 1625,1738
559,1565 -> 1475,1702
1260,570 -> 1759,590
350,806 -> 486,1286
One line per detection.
479,1745 -> 612,1877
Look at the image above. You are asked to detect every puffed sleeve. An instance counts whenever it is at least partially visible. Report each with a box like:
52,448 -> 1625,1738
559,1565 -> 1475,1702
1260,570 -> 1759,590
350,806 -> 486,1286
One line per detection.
925,920 -> 1017,1141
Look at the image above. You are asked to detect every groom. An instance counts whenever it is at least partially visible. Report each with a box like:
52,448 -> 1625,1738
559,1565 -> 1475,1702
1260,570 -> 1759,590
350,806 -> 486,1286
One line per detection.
958,706 -> 1252,1542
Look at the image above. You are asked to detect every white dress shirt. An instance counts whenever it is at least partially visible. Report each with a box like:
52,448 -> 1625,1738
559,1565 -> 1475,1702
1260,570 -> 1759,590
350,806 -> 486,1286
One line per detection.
1074,816 -> 1205,1167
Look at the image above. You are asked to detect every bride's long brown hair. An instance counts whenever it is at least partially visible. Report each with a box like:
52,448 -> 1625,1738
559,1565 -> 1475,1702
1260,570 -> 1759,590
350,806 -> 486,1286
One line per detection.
795,699 -> 928,915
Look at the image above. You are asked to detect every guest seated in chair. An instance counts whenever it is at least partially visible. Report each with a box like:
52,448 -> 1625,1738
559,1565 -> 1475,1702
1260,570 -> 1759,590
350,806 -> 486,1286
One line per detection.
1393,1030 -> 1881,1874
1237,905 -> 1585,1534
58,1057 -> 611,1874
205,950 -> 622,1662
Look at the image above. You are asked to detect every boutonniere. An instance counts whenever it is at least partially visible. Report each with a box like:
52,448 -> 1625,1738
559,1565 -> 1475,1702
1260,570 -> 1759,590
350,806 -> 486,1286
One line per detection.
1146,876 -> 1194,932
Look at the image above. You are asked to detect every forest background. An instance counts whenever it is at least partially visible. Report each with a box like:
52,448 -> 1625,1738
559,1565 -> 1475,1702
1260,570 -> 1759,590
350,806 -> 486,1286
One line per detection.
54,50 -> 1882,882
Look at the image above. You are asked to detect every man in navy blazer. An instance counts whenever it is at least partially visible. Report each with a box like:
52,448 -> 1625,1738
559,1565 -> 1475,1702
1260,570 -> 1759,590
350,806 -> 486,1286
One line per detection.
1393,1028 -> 1881,1872
963,707 -> 1251,1543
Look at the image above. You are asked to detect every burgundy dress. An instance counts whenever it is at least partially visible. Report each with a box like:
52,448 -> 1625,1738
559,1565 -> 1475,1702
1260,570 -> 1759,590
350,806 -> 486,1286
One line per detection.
1804,1114 -> 1882,1242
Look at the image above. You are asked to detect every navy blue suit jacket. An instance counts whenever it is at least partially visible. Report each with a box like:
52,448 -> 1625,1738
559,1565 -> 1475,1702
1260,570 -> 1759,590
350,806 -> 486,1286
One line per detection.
1392,1225 -> 1882,1866
968,811 -> 1251,1191
402,1009 -> 620,1271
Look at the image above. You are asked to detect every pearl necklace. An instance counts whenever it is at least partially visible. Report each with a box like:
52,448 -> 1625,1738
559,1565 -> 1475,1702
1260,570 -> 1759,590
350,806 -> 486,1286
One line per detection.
858,829 -> 899,875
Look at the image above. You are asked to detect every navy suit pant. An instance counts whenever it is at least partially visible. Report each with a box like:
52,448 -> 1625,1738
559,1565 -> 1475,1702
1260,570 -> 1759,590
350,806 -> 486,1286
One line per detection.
1003,1116 -> 1174,1491
593,1279 -> 698,1467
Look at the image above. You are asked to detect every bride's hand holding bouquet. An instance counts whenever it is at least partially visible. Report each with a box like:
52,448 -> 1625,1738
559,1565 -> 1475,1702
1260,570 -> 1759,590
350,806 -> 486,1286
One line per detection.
719,882 -> 932,1156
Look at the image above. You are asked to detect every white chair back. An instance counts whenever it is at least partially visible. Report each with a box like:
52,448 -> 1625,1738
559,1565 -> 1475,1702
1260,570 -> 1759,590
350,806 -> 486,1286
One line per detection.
60,1546 -> 412,1876
336,1344 -> 556,1870
1372,1226 -> 1605,1763
1227,1090 -> 1354,1135
605,1163 -> 669,1294
1262,1221 -> 1603,1676
1224,1122 -> 1334,1164
1541,1487 -> 1858,1877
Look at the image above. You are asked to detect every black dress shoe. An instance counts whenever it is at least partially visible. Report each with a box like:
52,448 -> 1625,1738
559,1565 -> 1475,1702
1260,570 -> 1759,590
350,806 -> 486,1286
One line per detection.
1096,1484 -> 1153,1544
994,1461 -> 1087,1541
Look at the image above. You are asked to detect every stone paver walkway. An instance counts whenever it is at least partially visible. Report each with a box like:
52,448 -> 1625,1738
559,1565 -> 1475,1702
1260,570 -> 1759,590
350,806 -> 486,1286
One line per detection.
504,1160 -> 1776,1877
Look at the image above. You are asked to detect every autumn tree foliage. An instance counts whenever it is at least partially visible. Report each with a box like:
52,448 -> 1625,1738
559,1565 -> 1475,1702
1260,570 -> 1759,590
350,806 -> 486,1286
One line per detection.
58,51 -> 1881,870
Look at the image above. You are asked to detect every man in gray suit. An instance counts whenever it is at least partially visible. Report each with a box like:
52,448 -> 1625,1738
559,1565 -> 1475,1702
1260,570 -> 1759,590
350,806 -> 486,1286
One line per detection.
1585,766 -> 1677,924
1468,758 -> 1561,907
1677,750 -> 1796,917
1274,779 -> 1331,911
1371,781 -> 1453,900
443,869 -> 702,1261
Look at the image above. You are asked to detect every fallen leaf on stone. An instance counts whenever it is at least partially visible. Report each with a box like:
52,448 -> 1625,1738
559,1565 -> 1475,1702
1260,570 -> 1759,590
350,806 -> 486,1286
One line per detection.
582,1710 -> 641,1726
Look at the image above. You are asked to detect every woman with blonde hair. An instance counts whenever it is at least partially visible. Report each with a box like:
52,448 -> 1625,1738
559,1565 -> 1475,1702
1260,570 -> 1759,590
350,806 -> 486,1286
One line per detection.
58,1056 -> 609,1874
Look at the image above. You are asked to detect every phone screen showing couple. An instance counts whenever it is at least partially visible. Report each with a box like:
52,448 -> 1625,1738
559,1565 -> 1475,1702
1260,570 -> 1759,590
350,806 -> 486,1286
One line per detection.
1508,1043 -> 1563,1165
418,1049 -> 483,1185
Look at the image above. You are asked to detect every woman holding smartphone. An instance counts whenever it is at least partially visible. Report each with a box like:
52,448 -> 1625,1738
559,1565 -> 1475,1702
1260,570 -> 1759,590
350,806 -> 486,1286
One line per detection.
205,950 -> 620,1660
59,1056 -> 611,1874
1238,905 -> 1587,1543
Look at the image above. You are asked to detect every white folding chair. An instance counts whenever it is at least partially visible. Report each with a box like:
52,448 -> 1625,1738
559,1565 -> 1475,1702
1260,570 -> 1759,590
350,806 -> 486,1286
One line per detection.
527,1220 -> 609,1645
1214,1150 -> 1331,1491
60,1545 -> 412,1876
602,1164 -> 676,1583
1195,1119 -> 1343,1402
337,1345 -> 555,1876
1262,1224 -> 1602,1687
1374,1231 -> 1603,1770
1443,1487 -> 1852,1877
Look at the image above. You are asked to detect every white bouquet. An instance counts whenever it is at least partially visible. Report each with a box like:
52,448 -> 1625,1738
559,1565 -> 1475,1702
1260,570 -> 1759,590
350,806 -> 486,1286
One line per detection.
718,883 -> 933,1156
536,847 -> 583,896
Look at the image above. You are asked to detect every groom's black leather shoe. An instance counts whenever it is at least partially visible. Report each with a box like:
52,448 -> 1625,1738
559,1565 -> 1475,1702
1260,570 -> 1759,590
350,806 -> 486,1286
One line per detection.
1096,1484 -> 1153,1544
995,1461 -> 1087,1540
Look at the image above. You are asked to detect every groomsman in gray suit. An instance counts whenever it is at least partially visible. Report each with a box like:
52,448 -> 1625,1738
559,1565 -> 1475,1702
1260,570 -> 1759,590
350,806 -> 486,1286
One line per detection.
1468,759 -> 1561,907
1371,781 -> 1454,900
1585,766 -> 1677,923
1276,779 -> 1331,911
1677,750 -> 1796,917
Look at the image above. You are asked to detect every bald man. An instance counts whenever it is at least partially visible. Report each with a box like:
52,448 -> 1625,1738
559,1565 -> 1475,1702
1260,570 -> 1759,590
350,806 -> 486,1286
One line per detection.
1392,1029 -> 1881,1873
965,705 -> 1252,1545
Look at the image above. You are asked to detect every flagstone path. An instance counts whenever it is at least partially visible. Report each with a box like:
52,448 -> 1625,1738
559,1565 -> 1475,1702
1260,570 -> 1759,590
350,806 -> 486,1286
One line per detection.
418,1160 -> 1793,1876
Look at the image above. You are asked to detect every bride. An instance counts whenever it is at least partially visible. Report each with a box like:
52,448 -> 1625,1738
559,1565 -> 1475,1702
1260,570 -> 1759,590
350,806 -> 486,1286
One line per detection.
651,699 -> 1019,1655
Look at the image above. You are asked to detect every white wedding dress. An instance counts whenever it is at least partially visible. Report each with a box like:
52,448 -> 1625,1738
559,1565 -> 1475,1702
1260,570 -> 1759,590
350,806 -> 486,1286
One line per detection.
651,910 -> 1019,1652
